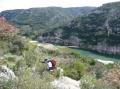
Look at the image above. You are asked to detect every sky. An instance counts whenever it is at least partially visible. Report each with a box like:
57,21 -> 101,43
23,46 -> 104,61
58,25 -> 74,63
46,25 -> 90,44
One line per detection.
0,0 -> 120,12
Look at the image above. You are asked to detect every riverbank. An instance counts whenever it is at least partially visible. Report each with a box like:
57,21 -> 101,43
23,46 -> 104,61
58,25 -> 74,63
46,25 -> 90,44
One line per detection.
70,48 -> 120,62
95,59 -> 114,64
29,40 -> 120,62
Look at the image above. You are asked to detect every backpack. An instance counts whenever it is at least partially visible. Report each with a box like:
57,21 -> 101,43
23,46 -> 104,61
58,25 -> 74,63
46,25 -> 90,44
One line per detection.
50,59 -> 56,69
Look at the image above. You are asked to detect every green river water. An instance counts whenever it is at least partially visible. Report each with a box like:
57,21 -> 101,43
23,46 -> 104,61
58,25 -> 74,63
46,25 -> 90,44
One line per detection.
72,48 -> 120,62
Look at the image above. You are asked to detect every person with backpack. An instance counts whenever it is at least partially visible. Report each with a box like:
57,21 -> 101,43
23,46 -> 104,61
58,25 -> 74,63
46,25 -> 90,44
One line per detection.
42,58 -> 56,71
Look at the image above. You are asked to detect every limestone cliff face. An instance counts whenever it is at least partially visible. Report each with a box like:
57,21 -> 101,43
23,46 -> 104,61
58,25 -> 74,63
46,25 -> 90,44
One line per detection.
38,36 -> 120,55
80,43 -> 120,55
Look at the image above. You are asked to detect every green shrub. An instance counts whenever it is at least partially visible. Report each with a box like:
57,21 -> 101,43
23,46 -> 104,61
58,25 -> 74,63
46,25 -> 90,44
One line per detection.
35,62 -> 46,75
54,68 -> 64,78
0,60 -> 7,65
89,59 -> 96,66
80,57 -> 89,63
47,50 -> 59,56
94,80 -> 116,89
95,69 -> 103,79
106,63 -> 114,69
12,59 -> 26,75
55,69 -> 61,78
81,75 -> 96,89
0,80 -> 16,89
70,52 -> 81,58
81,75 -> 115,89
64,61 -> 85,80
6,56 -> 16,62
95,65 -> 106,79
23,49 -> 37,67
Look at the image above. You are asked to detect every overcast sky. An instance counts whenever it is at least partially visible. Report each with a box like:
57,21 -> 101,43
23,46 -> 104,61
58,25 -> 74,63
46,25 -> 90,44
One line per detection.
0,0 -> 120,12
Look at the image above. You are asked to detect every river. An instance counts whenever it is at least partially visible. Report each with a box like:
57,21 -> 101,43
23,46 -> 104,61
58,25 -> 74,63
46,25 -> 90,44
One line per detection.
30,40 -> 120,62
71,48 -> 120,62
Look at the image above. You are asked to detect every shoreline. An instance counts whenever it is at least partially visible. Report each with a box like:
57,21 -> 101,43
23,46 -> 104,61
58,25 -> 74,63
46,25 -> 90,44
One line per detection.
95,59 -> 114,65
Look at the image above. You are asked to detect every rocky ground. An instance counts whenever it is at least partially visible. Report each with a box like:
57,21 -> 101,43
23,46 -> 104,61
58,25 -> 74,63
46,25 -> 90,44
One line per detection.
52,76 -> 80,89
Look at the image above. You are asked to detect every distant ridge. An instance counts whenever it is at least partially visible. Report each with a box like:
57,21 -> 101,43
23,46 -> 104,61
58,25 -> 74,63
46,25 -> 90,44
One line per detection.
0,7 -> 95,37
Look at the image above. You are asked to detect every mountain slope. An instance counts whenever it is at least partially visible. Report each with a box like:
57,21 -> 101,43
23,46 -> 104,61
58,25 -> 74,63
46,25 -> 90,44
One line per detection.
40,2 -> 120,55
0,7 -> 95,37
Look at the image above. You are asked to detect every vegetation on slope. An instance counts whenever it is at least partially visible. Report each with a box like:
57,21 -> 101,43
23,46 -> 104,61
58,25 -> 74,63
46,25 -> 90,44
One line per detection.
0,7 -> 95,39
1,34 -> 120,89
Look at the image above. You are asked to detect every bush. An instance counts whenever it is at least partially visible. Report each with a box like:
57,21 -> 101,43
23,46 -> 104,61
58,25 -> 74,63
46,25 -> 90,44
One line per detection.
12,59 -> 26,75
81,75 -> 114,89
106,63 -> 114,69
64,61 -> 85,80
6,56 -> 16,62
95,65 -> 106,79
54,68 -> 64,78
70,52 -> 81,58
81,75 -> 96,89
89,59 -> 96,66
94,80 -> 116,89
0,80 -> 16,89
45,49 -> 60,57
35,62 -> 46,75
23,48 -> 37,67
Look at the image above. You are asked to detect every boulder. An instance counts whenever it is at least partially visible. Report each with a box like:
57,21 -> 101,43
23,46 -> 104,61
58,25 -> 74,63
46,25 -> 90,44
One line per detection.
0,65 -> 16,81
52,76 -> 80,89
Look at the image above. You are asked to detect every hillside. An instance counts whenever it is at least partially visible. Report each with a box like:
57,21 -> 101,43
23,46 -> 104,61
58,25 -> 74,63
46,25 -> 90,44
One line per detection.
0,7 -> 95,38
0,17 -> 23,57
0,18 -> 120,89
40,2 -> 120,55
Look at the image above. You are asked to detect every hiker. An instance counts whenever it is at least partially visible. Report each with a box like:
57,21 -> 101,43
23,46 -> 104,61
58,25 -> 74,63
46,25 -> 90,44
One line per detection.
42,58 -> 56,71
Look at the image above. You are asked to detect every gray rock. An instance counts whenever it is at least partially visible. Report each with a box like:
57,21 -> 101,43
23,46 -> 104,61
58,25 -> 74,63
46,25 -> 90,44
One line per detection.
52,76 -> 80,89
0,65 -> 16,81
